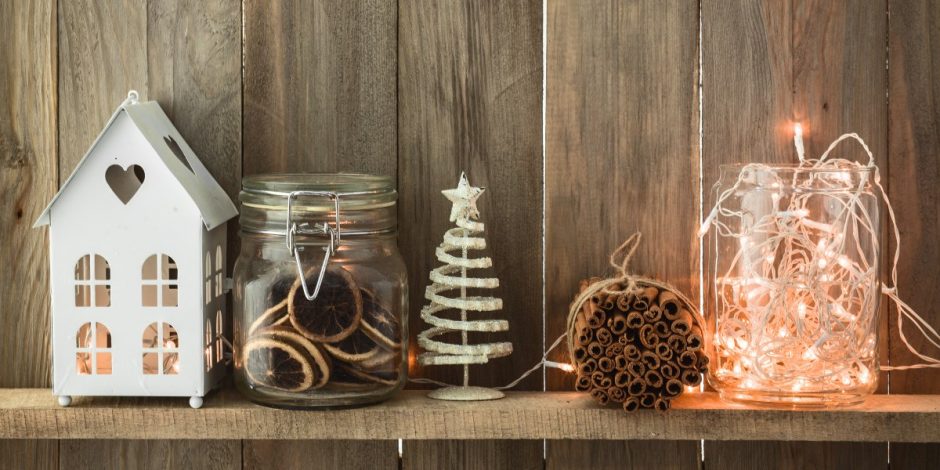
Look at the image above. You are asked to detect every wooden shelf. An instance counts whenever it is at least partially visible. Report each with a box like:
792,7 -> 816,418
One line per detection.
1,389 -> 938,442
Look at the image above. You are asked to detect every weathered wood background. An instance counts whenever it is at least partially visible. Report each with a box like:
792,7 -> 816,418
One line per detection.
1,0 -> 938,468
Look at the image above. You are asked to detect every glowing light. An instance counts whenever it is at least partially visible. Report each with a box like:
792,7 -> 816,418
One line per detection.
803,347 -> 818,360
798,303 -> 807,320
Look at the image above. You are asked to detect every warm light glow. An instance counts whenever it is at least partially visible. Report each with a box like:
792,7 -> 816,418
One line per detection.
794,123 -> 803,139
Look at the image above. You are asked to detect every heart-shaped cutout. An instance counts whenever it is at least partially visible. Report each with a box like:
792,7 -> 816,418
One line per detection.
105,164 -> 146,204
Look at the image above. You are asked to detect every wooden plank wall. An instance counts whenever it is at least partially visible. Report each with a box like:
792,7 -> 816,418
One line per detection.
1,0 -> 939,469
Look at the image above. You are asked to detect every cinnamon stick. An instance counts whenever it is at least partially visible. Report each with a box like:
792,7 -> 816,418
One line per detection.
607,386 -> 627,403
686,332 -> 703,351
573,346 -> 588,362
586,306 -> 607,329
616,292 -> 633,312
597,356 -> 615,373
640,351 -> 661,370
644,305 -> 663,323
576,327 -> 594,347
680,368 -> 702,387
670,318 -> 691,336
591,371 -> 607,389
588,341 -> 604,358
654,397 -> 670,412
626,361 -> 646,378
623,344 -> 641,361
639,324 -> 659,349
595,327 -> 613,346
608,312 -> 628,335
644,369 -> 664,388
623,396 -> 641,412
661,361 -> 680,380
639,393 -> 656,408
614,355 -> 628,371
618,334 -> 630,345
654,320 -> 671,338
578,358 -> 597,376
657,291 -> 682,320
666,334 -> 687,352
677,351 -> 697,368
575,374 -> 592,392
614,371 -> 631,388
655,342 -> 673,361
626,311 -> 644,329
627,378 -> 647,396
591,388 -> 610,406
697,353 -> 710,371
664,378 -> 683,397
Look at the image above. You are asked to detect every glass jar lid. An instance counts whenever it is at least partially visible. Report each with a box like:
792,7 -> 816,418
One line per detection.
241,173 -> 396,210
239,173 -> 398,237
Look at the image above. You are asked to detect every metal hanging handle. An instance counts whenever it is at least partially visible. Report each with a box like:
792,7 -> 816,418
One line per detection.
286,191 -> 342,301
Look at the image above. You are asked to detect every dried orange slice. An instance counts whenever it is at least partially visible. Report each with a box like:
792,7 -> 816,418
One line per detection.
359,289 -> 401,350
243,337 -> 316,392
322,328 -> 381,363
248,298 -> 289,335
333,362 -> 400,387
288,266 -> 362,343
261,326 -> 331,388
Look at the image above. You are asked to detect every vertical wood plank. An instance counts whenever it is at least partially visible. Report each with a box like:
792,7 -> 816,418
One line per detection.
245,441 -> 397,470
242,0 -> 399,467
398,0 -> 544,468
57,0 -> 242,467
888,0 -> 940,467
404,441 -> 542,470
545,1 -> 700,468
707,441 -> 885,470
702,0 -> 888,468
242,0 -> 397,177
0,0 -> 57,389
59,440 -> 240,469
0,0 -> 57,467
0,441 -> 58,470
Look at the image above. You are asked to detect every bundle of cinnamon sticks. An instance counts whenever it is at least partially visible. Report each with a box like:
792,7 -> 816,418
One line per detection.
570,278 -> 708,412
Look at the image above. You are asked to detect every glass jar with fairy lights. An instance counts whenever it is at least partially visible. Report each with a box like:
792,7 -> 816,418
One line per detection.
233,174 -> 407,408
703,156 -> 881,407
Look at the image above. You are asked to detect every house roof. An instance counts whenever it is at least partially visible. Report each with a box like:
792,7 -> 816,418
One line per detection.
34,91 -> 238,230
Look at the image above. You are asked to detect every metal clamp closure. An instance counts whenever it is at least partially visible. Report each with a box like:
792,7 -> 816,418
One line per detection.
286,191 -> 342,301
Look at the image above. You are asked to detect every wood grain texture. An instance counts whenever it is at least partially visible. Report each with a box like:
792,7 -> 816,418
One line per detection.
59,440 -> 240,470
888,0 -> 940,466
547,440 -> 700,470
243,440 -> 398,470
707,441 -> 885,470
398,1 -> 543,468
0,0 -> 57,390
545,1 -> 699,468
241,0 -> 398,466
702,0 -> 888,468
404,441 -> 541,470
56,1 -> 242,468
0,440 -> 57,470
0,0 -> 57,467
3,389 -> 940,442
242,0 -> 397,176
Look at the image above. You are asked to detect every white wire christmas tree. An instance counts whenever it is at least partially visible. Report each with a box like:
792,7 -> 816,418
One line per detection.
417,172 -> 513,401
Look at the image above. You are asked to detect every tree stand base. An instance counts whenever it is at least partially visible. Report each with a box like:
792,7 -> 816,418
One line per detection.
427,386 -> 504,401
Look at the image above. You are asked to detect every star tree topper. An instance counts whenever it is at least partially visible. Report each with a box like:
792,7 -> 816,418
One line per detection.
441,172 -> 485,222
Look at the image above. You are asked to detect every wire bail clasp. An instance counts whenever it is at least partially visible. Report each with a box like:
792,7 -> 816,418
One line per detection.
286,191 -> 344,301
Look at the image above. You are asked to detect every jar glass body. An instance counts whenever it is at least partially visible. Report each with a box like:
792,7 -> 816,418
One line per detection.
233,174 -> 407,408
704,164 -> 880,407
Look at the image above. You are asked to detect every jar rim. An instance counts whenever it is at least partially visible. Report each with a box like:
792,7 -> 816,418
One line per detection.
240,173 -> 397,211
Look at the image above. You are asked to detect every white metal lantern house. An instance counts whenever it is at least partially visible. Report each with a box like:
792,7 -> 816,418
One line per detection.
33,91 -> 237,409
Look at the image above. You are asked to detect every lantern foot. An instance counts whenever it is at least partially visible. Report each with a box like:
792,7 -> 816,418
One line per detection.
189,396 -> 203,409
57,395 -> 72,407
